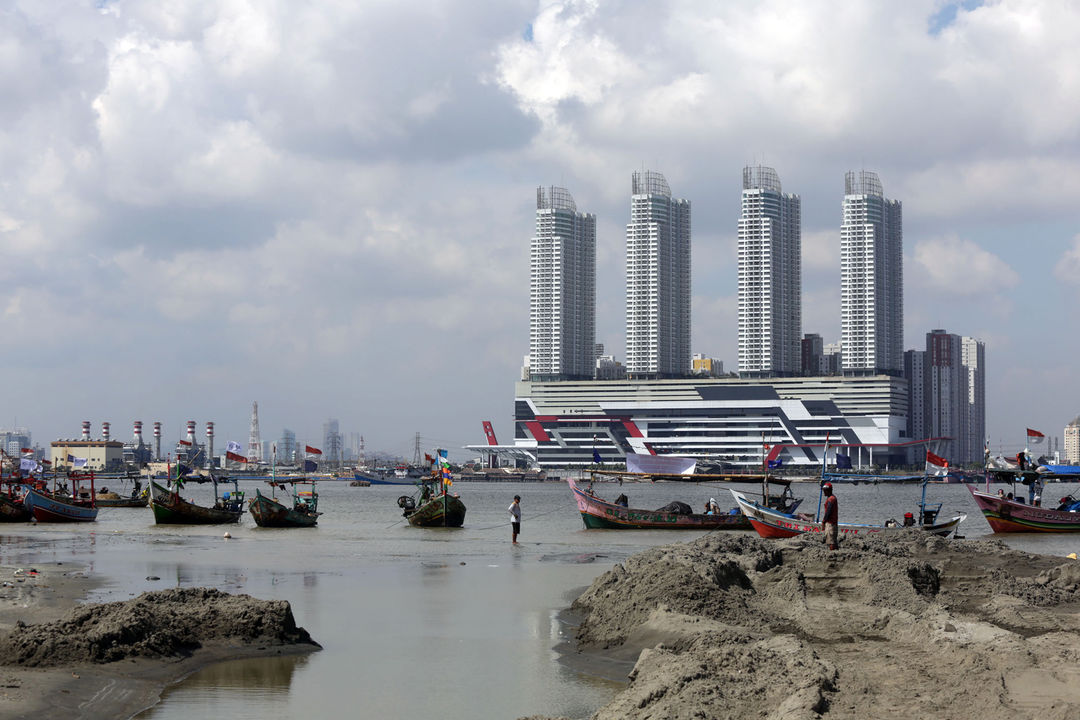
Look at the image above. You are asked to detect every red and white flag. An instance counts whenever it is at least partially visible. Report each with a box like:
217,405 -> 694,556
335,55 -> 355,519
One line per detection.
178,439 -> 192,447
926,450 -> 949,475
225,440 -> 247,463
305,445 -> 322,456
1026,428 -> 1045,445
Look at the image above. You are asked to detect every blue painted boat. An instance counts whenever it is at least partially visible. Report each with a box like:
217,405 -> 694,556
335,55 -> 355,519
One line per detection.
23,487 -> 98,523
354,471 -> 415,486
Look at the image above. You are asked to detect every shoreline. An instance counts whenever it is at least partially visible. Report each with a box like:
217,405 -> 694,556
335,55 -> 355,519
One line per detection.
539,532 -> 1080,719
0,563 -> 319,720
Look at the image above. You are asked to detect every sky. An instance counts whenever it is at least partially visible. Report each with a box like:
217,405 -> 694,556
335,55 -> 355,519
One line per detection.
2,0 -> 1078,460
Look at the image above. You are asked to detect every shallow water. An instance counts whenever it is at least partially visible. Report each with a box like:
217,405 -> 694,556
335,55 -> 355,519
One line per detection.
2,479 -> 1079,719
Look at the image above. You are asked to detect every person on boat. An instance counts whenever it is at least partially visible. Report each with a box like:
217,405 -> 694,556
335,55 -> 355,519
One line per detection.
708,498 -> 720,515
821,482 -> 838,551
509,495 -> 521,544
704,501 -> 713,515
902,512 -> 915,527
615,494 -> 629,507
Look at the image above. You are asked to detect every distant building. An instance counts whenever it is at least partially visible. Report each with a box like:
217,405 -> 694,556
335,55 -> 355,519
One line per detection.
801,334 -> 824,376
50,440 -> 124,472
692,354 -> 724,377
0,428 -> 31,458
737,165 -> 801,376
841,170 -> 903,375
529,186 -> 596,381
905,329 -> 985,465
323,419 -> 343,468
823,343 -> 842,375
595,354 -> 627,380
1065,418 -> 1080,464
279,429 -> 296,464
625,170 -> 691,379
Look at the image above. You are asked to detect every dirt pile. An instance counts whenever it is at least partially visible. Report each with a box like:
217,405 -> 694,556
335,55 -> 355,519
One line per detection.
0,587 -> 319,667
552,532 -> 1080,720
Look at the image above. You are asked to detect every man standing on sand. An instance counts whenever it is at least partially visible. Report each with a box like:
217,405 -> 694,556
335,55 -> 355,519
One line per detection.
822,482 -> 838,550
509,495 -> 521,544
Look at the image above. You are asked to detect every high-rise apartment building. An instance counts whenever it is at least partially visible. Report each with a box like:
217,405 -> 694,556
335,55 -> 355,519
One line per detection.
529,186 -> 597,381
801,333 -> 824,376
1066,418 -> 1080,464
841,170 -> 903,375
906,329 -> 985,464
625,170 -> 691,379
738,166 -> 801,376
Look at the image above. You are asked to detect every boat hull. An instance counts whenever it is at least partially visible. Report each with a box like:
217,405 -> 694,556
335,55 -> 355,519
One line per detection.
95,496 -> 149,508
0,493 -> 32,522
731,490 -> 964,539
405,493 -> 466,527
23,488 -> 98,523
968,486 -> 1080,532
150,481 -> 242,525
568,478 -> 748,530
249,490 -> 319,528
355,472 -> 414,486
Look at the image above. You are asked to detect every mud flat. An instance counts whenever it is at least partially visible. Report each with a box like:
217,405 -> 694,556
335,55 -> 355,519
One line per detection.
0,569 -> 319,720
531,533 -> 1080,720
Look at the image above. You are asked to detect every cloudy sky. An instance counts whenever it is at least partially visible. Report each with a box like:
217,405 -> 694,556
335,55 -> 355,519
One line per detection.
2,0 -> 1077,460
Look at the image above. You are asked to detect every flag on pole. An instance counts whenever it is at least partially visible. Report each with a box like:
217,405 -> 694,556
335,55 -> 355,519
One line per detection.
72,457 -> 88,468
20,448 -> 33,454
178,439 -> 192,447
835,452 -> 852,470
225,441 -> 247,463
303,459 -> 318,472
20,458 -> 36,472
438,449 -> 452,487
1026,428 -> 1045,445
592,448 -> 602,464
305,445 -> 322,455
926,450 -> 949,475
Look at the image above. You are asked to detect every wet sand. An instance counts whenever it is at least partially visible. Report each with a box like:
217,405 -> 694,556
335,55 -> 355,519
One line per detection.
536,532 -> 1080,720
0,564 -> 318,720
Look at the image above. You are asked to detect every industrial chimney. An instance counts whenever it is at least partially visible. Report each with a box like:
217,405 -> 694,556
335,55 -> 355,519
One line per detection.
133,421 -> 144,445
102,422 -> 111,442
206,422 -> 215,470
81,421 -> 91,441
153,422 -> 162,460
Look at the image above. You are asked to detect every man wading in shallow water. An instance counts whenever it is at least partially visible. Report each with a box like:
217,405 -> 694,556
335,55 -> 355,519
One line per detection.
509,495 -> 521,544
822,482 -> 838,550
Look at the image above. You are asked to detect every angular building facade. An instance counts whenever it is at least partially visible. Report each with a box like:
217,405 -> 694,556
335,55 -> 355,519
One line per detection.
529,186 -> 597,381
625,170 -> 691,379
841,171 -> 903,375
737,165 -> 801,376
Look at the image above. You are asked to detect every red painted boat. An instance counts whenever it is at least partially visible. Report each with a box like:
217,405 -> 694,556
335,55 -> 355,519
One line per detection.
731,489 -> 964,539
967,485 -> 1080,533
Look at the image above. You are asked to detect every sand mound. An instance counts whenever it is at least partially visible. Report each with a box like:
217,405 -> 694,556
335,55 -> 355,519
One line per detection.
0,587 -> 319,667
556,533 -> 1080,720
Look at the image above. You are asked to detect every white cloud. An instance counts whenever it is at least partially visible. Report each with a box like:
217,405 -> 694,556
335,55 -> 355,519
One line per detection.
1054,235 -> 1080,285
912,234 -> 1019,296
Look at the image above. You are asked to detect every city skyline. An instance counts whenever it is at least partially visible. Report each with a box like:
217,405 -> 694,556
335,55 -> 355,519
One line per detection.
2,1 -> 1078,456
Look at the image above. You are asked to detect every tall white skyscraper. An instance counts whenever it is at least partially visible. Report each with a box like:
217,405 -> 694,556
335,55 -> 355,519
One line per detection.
625,170 -> 691,379
961,336 -> 986,463
841,170 -> 903,375
529,186 -> 596,381
737,165 -> 801,376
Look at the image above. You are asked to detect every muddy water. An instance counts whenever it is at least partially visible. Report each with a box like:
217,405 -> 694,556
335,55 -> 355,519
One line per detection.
1,479 -> 1077,719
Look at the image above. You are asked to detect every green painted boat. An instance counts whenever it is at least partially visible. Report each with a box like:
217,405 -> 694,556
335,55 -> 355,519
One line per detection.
250,485 -> 320,528
150,479 -> 244,525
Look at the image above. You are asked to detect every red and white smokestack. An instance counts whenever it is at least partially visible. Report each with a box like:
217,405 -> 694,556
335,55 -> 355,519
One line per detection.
206,422 -> 215,469
102,422 -> 111,441
81,421 -> 91,441
133,421 -> 143,444
153,421 -> 162,460
186,421 -> 196,445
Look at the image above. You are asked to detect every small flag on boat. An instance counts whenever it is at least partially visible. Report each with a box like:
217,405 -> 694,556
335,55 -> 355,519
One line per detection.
835,453 -> 852,470
178,439 -> 192,447
20,447 -> 33,454
19,458 -> 36,472
593,448 -> 602,464
225,441 -> 247,463
72,457 -> 88,468
304,459 -> 318,472
1026,428 -> 1045,444
41,459 -> 50,465
305,445 -> 322,455
768,458 -> 783,469
926,450 -> 948,475
438,449 -> 452,487
176,463 -> 193,477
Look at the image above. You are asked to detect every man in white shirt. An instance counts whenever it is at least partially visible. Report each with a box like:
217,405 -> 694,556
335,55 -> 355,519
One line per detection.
509,495 -> 521,544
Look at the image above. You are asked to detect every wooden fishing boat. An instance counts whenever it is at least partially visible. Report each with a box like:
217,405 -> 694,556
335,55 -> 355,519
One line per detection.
731,489 -> 965,539
250,482 -> 320,528
23,473 -> 98,523
150,477 -> 244,525
567,477 -> 741,530
396,450 -> 466,527
94,479 -> 148,507
0,486 -> 32,522
967,485 -> 1080,533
